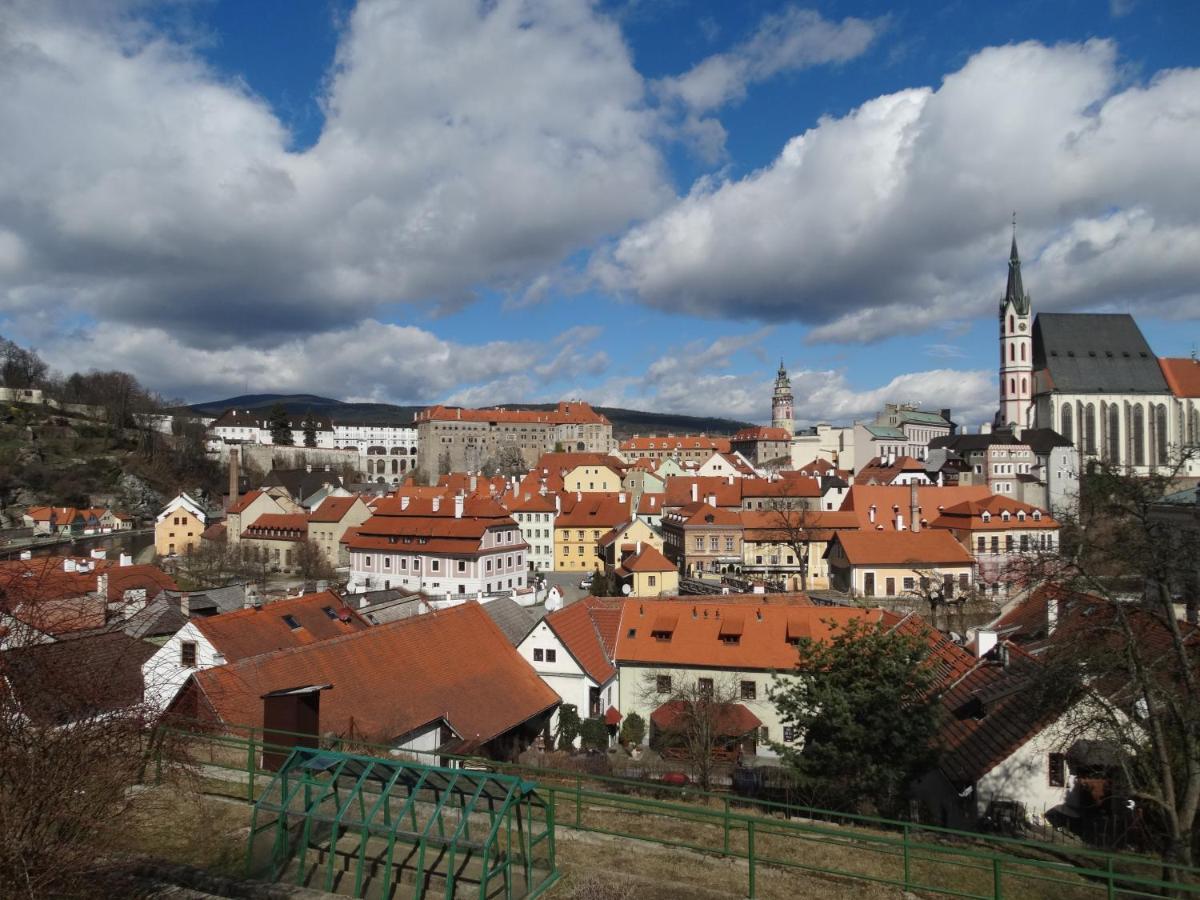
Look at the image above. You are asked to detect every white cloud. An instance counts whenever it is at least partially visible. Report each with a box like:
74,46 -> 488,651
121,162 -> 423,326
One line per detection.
608,40 -> 1200,341
656,7 -> 882,114
0,0 -> 669,345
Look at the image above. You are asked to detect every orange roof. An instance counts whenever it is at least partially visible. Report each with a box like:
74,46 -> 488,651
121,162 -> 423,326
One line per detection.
189,602 -> 559,744
1160,358 -> 1200,398
616,544 -> 675,574
226,490 -> 264,515
242,513 -> 309,541
651,700 -> 761,735
930,496 -> 1059,531
616,601 -> 881,670
503,491 -> 557,513
191,591 -> 367,662
840,484 -> 992,531
832,530 -> 973,566
740,509 -> 860,541
544,597 -> 622,684
620,435 -> 731,453
555,493 -> 632,528
636,492 -> 665,512
663,477 -> 744,509
308,495 -> 365,523
417,401 -> 609,426
663,501 -> 742,528
732,426 -> 791,441
854,456 -> 929,485
739,474 -> 821,499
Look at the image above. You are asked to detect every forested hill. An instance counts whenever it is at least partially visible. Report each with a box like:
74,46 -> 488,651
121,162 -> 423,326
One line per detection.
186,395 -> 755,438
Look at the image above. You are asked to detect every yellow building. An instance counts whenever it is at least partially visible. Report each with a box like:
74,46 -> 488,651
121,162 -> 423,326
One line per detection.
554,493 -> 630,573
154,494 -> 208,557
307,495 -> 372,568
739,510 -> 860,590
613,544 -> 678,597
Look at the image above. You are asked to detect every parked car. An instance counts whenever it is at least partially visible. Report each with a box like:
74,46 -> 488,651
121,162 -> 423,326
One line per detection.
579,574 -> 594,589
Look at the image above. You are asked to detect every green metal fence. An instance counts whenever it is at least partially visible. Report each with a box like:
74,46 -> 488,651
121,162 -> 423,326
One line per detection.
158,722 -> 1200,899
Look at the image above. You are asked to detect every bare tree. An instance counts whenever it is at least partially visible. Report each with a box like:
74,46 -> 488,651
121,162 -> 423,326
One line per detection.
294,538 -> 335,583
639,672 -> 751,790
1022,449 -> 1200,870
765,499 -> 823,591
0,562 -> 188,896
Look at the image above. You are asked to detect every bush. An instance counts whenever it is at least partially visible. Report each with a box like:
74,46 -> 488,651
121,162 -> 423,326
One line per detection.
579,717 -> 609,752
557,704 -> 581,751
619,712 -> 645,747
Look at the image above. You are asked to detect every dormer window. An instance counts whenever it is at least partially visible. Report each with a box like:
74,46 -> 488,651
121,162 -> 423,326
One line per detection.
1001,511 -> 1011,522
1017,510 -> 1026,521
981,511 -> 991,523
282,614 -> 301,629
1032,510 -> 1042,521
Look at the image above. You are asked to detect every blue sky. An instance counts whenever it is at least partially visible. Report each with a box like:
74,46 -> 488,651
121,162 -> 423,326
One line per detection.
1,0 -> 1198,429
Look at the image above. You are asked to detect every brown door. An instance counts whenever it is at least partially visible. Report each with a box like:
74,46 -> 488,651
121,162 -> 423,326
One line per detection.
864,572 -> 875,597
886,576 -> 896,596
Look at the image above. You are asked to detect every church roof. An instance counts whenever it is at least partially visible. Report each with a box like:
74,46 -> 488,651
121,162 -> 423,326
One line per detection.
1032,313 -> 1169,395
1003,234 -> 1030,316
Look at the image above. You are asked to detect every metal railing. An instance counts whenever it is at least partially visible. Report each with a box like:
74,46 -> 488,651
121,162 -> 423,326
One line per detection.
158,722 -> 1200,899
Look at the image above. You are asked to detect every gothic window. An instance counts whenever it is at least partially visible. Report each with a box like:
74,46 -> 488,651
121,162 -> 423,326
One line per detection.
1010,343 -> 1015,362
1132,405 -> 1145,467
1155,404 -> 1169,466
1083,403 -> 1096,456
1060,404 -> 1073,444
1189,404 -> 1200,447
1020,343 -> 1026,362
1020,377 -> 1027,395
1008,314 -> 1014,333
1106,404 -> 1120,463
1010,378 -> 1016,396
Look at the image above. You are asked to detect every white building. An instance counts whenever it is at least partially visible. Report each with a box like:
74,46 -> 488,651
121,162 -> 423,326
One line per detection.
332,421 -> 419,484
504,490 -> 558,573
516,597 -> 621,743
345,494 -> 528,596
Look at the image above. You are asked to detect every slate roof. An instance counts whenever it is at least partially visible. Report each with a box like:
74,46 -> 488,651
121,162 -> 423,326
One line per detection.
1033,314 -> 1169,394
188,601 -> 559,744
162,583 -> 247,617
482,596 -> 541,646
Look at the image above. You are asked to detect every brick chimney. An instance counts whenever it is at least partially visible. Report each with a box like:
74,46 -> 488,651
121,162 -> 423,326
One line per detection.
910,481 -> 921,533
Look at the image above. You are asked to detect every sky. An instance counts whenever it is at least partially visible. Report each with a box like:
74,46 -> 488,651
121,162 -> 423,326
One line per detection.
1,0 -> 1198,430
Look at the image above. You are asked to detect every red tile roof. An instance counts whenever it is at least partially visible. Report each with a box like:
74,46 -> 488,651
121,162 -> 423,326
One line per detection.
832,530 -> 973,566
616,544 -> 675,574
840,484 -> 993,530
615,601 -> 883,671
416,401 -> 609,425
242,513 -> 309,541
732,426 -> 792,442
740,509 -> 860,542
555,493 -> 632,528
308,495 -> 365,523
663,501 -> 742,528
189,602 -> 559,744
1160,357 -> 1200,398
651,700 -> 762,735
544,597 -> 623,684
620,435 -> 731,453
191,591 -> 367,662
930,496 -> 1059,531
226,490 -> 264,515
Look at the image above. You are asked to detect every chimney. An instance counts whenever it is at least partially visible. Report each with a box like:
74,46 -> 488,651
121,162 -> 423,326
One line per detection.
470,474 -> 477,493
708,493 -> 716,506
119,552 -> 132,567
306,464 -> 312,474
576,490 -> 582,502
400,496 -> 410,510
619,491 -> 626,504
896,513 -> 905,530
432,496 -> 441,513
636,540 -> 642,555
95,573 -> 109,601
910,482 -> 921,533
179,592 -> 189,616
976,629 -> 998,658
64,559 -> 77,572
454,495 -> 464,519
690,483 -> 698,503
867,505 -> 876,525
229,446 -> 240,502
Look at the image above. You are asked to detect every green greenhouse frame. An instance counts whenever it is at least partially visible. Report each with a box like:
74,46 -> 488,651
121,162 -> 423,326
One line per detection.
246,747 -> 558,899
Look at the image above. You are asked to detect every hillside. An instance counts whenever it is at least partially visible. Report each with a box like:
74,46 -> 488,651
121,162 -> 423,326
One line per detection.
186,394 -> 754,438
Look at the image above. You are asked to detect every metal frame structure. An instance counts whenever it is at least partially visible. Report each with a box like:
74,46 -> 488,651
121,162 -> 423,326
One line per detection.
246,747 -> 557,899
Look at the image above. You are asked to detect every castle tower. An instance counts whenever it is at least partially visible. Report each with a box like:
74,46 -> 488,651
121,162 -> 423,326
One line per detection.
772,360 -> 795,436
997,217 -> 1034,430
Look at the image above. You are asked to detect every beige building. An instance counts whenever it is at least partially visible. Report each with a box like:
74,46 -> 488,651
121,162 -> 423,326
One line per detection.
154,494 -> 208,558
415,401 -> 613,479
596,518 -> 663,569
240,513 -> 310,573
826,530 -> 975,599
739,510 -> 860,590
613,544 -> 678,597
224,489 -> 298,546
554,493 -> 632,573
307,495 -> 372,568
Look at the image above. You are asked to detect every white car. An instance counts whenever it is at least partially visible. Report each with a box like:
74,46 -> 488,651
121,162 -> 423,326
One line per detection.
579,575 -> 594,590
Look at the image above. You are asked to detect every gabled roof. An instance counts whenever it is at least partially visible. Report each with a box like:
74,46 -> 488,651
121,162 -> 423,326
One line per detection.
226,490 -> 266,515
840,485 -> 992,531
543,597 -> 622,684
189,602 -> 559,744
732,426 -> 791,442
1033,313 -> 1168,394
831,530 -> 972,567
157,493 -> 207,524
191,591 -> 367,662
931,497 -> 1058,531
616,544 -> 675,574
739,510 -> 860,542
242,513 -> 309,539
664,501 -> 742,528
482,597 -> 541,646
555,493 -> 631,529
1160,357 -> 1200,398
308,495 -> 367,523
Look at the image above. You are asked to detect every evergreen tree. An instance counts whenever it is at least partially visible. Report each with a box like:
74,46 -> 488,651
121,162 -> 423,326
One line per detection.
267,404 -> 294,446
301,410 -> 319,448
770,616 -> 942,816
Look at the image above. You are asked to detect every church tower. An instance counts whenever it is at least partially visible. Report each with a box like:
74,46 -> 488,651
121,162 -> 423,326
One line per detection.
772,360 -> 795,436
998,219 -> 1034,430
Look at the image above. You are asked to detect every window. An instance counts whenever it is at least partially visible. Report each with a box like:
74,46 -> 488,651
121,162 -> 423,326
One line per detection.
322,606 -> 338,619
282,614 -> 301,629
546,649 -> 557,663
698,678 -> 714,698
180,641 -> 197,667
656,675 -> 672,694
694,537 -> 704,550
758,726 -> 769,743
740,680 -> 756,701
977,536 -> 985,552
903,576 -> 915,591
1048,752 -> 1066,787
534,648 -> 544,662
458,560 -> 466,572
651,628 -> 673,641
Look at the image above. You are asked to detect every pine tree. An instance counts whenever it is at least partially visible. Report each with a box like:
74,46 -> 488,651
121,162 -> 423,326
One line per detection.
267,404 -> 294,446
301,410 -> 319,448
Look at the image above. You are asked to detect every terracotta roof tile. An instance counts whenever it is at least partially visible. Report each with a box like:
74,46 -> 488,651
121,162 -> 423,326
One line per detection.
1159,358 -> 1200,398
190,602 -> 559,744
832,530 -> 972,566
544,597 -> 623,684
191,591 -> 368,662
308,495 -> 364,523
840,485 -> 993,531
617,544 -> 675,573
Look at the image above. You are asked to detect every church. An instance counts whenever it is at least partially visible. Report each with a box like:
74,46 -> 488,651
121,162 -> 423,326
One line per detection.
996,227 -> 1200,477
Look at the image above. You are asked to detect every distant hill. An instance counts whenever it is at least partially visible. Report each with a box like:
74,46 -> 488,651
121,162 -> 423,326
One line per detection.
185,394 -> 754,438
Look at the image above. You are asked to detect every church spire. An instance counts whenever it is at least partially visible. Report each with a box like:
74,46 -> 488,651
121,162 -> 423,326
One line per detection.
1004,212 -> 1030,315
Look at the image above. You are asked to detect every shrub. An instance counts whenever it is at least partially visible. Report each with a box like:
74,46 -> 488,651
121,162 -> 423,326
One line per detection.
619,711 -> 645,747
579,717 -> 609,751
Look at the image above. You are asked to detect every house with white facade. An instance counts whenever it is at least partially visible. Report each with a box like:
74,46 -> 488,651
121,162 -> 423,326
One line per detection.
517,597 -> 622,743
504,489 -> 558,573
344,494 -> 528,596
332,420 -> 419,484
141,590 -> 368,711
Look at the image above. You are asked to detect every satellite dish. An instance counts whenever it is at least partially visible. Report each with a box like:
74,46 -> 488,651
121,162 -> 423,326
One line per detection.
621,584 -> 632,595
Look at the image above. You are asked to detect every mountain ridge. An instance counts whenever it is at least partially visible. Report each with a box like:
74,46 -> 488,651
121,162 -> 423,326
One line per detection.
184,394 -> 756,438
